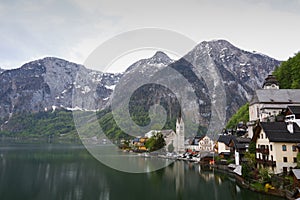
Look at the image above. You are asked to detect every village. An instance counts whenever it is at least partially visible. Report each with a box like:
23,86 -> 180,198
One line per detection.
120,75 -> 300,199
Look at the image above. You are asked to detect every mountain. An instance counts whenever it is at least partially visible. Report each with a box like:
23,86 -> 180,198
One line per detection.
0,68 -> 5,74
184,40 -> 281,121
112,40 -> 280,135
0,40 -> 281,136
0,57 -> 121,120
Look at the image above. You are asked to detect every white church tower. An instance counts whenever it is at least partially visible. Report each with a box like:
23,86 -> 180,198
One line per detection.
175,113 -> 185,153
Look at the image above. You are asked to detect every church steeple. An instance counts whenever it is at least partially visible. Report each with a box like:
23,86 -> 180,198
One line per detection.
262,75 -> 279,89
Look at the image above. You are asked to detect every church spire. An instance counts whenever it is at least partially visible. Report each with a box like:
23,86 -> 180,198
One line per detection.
262,75 -> 279,89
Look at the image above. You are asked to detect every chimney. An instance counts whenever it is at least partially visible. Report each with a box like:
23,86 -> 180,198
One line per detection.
287,122 -> 294,134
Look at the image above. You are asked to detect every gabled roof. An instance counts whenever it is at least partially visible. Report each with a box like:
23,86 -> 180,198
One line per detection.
260,122 -> 300,142
250,89 -> 300,105
230,137 -> 251,150
217,135 -> 234,146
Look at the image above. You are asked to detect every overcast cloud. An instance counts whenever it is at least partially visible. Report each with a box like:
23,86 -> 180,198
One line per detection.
1,0 -> 300,71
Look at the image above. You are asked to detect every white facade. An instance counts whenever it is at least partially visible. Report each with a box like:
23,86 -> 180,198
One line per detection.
217,142 -> 230,154
174,117 -> 185,153
256,129 -> 298,174
198,135 -> 214,152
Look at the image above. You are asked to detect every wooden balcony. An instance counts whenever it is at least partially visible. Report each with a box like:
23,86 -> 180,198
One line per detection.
256,148 -> 269,154
256,158 -> 276,167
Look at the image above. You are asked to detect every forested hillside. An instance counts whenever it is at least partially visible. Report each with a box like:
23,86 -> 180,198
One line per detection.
273,52 -> 300,89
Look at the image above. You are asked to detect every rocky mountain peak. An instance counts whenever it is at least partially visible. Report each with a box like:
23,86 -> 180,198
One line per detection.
125,51 -> 173,72
150,51 -> 173,64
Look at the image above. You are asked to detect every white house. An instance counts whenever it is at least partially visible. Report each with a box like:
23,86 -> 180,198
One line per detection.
248,75 -> 300,139
253,121 -> 300,174
198,135 -> 215,152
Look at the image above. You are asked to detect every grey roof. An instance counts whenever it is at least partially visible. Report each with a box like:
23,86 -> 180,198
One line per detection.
250,89 -> 300,105
217,135 -> 234,145
288,106 -> 300,117
261,122 -> 300,142
292,169 -> 300,179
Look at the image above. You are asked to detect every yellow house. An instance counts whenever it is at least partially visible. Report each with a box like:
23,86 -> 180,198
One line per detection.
253,121 -> 300,174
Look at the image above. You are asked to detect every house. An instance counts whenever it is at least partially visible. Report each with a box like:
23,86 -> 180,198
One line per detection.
185,136 -> 201,151
217,134 -> 250,165
198,135 -> 215,152
284,106 -> 300,126
146,115 -> 185,154
292,169 -> 300,188
217,135 -> 233,157
248,75 -> 300,138
229,137 -> 251,165
252,121 -> 300,174
132,137 -> 148,151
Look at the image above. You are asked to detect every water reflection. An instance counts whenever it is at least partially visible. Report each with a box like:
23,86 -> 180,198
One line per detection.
0,144 -> 284,200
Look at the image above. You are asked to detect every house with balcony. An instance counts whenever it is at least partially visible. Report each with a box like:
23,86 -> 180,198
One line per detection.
248,75 -> 300,139
252,121 -> 300,174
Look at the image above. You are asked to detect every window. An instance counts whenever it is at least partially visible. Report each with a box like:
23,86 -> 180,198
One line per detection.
282,145 -> 287,151
294,157 -> 297,163
292,145 -> 297,152
271,155 -> 273,161
283,157 -> 288,162
270,145 -> 272,151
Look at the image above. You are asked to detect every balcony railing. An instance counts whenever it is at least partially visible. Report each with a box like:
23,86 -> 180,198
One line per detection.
256,158 -> 276,166
256,148 -> 269,154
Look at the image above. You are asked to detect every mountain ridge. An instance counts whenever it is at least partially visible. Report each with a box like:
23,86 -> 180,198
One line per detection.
0,39 -> 281,135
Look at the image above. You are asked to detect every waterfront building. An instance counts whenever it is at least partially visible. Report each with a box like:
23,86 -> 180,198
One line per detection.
252,121 -> 300,174
198,135 -> 215,152
174,116 -> 185,153
248,75 -> 300,138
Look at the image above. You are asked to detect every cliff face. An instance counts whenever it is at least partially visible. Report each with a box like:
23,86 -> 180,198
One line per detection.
0,40 -> 281,135
0,57 -> 121,118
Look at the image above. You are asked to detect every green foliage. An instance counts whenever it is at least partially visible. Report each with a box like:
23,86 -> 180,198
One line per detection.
297,152 -> 300,168
0,110 -> 77,139
248,141 -> 256,154
273,52 -> 300,89
244,151 -> 256,168
258,168 -> 271,183
145,132 -> 166,152
242,163 -> 252,181
226,103 -> 249,129
250,182 -> 264,191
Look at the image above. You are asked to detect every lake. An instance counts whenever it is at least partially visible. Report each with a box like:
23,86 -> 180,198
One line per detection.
0,143 -> 284,200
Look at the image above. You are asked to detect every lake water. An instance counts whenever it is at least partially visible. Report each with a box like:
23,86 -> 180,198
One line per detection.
0,143 -> 284,200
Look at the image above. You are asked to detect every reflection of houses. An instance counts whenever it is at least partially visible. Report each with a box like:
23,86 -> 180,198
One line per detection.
252,121 -> 300,174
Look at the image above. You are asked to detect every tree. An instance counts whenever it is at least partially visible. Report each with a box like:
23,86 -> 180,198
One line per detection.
248,141 -> 256,154
145,132 -> 166,152
226,103 -> 249,129
273,52 -> 300,89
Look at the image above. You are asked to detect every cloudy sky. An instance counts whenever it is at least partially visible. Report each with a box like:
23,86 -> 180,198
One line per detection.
1,0 -> 300,72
